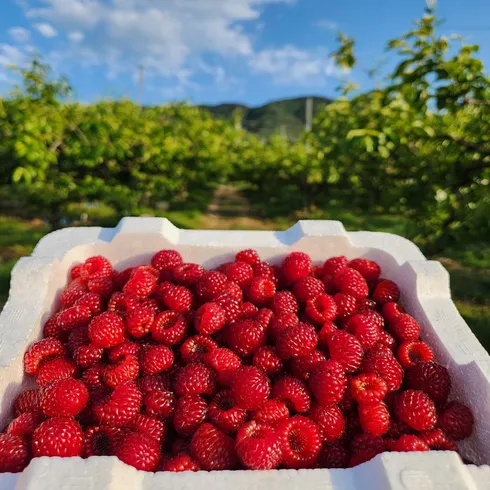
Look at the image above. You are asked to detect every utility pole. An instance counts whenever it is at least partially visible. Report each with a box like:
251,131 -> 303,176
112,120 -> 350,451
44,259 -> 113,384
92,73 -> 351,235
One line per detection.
137,65 -> 144,106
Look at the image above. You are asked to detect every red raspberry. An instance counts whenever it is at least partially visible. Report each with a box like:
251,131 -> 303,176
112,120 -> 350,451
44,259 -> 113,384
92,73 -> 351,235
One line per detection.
345,314 -> 380,350
317,321 -> 338,349
171,439 -> 191,456
42,313 -> 64,339
385,419 -> 414,439
123,267 -> 157,298
108,341 -> 141,362
7,411 -> 43,439
255,307 -> 273,330
88,311 -> 125,348
281,252 -> 312,283
268,312 -> 299,341
76,292 -> 103,315
236,420 -> 282,470
378,331 -> 397,351
107,292 -> 140,317
397,341 -> 434,368
339,383 -> 357,413
112,268 -> 134,291
236,249 -> 261,266
138,373 -> 170,394
81,363 -> 105,391
203,347 -> 241,386
357,298 -> 377,311
272,291 -> 299,315
172,263 -> 205,287
214,293 -> 241,323
347,258 -> 381,281
358,309 -> 384,330
350,373 -> 387,404
348,448 -> 382,467
420,428 -> 457,451
197,271 -> 228,302
115,432 -> 160,472
74,343 -> 104,368
151,311 -> 188,345
308,403 -> 345,442
191,423 -> 237,471
56,305 -> 92,333
247,276 -> 276,306
180,335 -> 218,364
390,435 -> 429,452
14,389 -> 40,416
40,378 -> 89,417
87,276 -> 113,298
128,414 -> 167,443
277,415 -> 321,469
253,261 -> 277,280
0,434 -> 30,472
194,302 -> 226,335
389,314 -> 420,341
61,279 -> 89,308
333,293 -> 358,320
70,263 -> 82,280
230,365 -> 271,410
309,361 -> 347,405
126,307 -> 154,338
240,301 -> 259,318
327,331 -> 364,373
151,249 -> 182,271
289,350 -> 327,381
304,294 -> 337,324
103,354 -> 139,388
323,256 -> 348,276
222,281 -> 244,301
358,402 -> 390,437
322,274 -> 336,294
293,276 -> 325,303
32,417 -> 83,457
271,376 -> 311,413
361,346 -> 404,391
24,338 -> 66,375
66,326 -> 89,354
175,363 -> 216,397
82,425 -> 125,457
208,390 -> 247,434
36,357 -> 77,386
173,394 -> 208,436
372,279 -> 400,304
276,322 -> 318,359
144,390 -> 175,419
405,362 -> 451,405
252,346 -> 283,376
438,401 -> 474,440
161,454 -> 200,472
225,261 -> 254,287
394,390 -> 437,431
162,285 -> 193,313
80,256 -> 112,281
334,267 -> 368,300
140,344 -> 174,375
252,399 -> 289,425
94,381 -> 142,426
226,319 -> 266,357
382,302 -> 405,322
351,433 -> 386,453
317,440 -> 348,468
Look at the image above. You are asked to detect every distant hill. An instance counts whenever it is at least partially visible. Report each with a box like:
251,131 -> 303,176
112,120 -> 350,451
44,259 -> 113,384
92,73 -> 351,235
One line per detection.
201,96 -> 332,140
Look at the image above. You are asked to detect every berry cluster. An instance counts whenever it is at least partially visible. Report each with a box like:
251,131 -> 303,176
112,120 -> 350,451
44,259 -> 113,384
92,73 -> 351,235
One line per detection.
0,251 -> 474,473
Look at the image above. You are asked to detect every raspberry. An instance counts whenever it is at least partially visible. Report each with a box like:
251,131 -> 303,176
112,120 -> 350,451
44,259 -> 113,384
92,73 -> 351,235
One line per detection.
115,432 -> 160,472
174,363 -> 216,396
236,420 -> 282,470
289,350 -> 327,381
40,378 -> 89,417
345,314 -> 380,350
281,252 -> 313,283
194,302 -> 226,335
32,417 -> 84,457
357,298 -> 377,311
397,341 -> 434,368
138,373 -> 170,394
309,360 -> 347,405
378,331 -> 397,351
420,428 -> 457,450
180,335 -> 218,364
201,349 -> 239,388
276,322 -> 318,359
80,256 -> 112,281
390,435 -> 429,452
126,307 -> 154,338
208,390 -> 247,434
141,344 -> 174,375
350,374 -> 387,404
236,249 -> 260,266
151,249 -> 182,271
103,354 -> 139,388
197,271 -> 228,302
74,343 -> 104,368
389,314 -> 420,341
129,414 -> 167,443
60,279 -> 89,307
144,390 -> 175,419
7,411 -> 45,438
36,357 -> 78,386
162,284 -> 193,312
382,302 -> 405,322
385,419 -> 413,439
438,401 -> 474,440
358,402 -> 390,437
151,311 -> 188,346
76,292 -> 103,315
317,440 -> 349,468
247,276 -> 276,306
70,263 -> 82,280
317,321 -> 338,349
230,365 -> 271,410
0,434 -> 30,472
57,305 -> 93,333
123,267 -> 157,298
191,423 -> 237,471
254,308 -> 273,330
405,362 -> 451,405
111,267 -> 134,291
348,258 -> 381,281
361,346 -> 404,391
107,292 -> 139,317
327,331 -> 364,373
394,390 -> 437,431
372,279 -> 400,304
253,261 -> 277,281
214,293 -> 241,323
161,454 -> 200,472
42,313 -> 64,339
351,433 -> 386,453
308,403 -> 345,442
226,319 -> 266,357
252,346 -> 283,376
293,276 -> 325,303
323,256 -> 347,276
14,389 -> 40,416
268,312 -> 299,341
87,276 -> 113,298
174,394 -> 208,437
252,399 -> 289,425
94,381 -> 142,426
171,438 -> 191,456
82,425 -> 124,457
277,415 -> 321,468
334,267 -> 368,300
333,293 -> 358,320
271,376 -> 311,413
225,261 -> 254,287
304,294 -> 337,324
172,263 -> 205,287
108,341 -> 141,362
272,291 -> 299,315
222,281 -> 244,301
348,448 -> 382,467
81,363 -> 105,391
67,326 -> 89,355
240,301 -> 259,318
88,311 -> 125,348
24,338 -> 66,375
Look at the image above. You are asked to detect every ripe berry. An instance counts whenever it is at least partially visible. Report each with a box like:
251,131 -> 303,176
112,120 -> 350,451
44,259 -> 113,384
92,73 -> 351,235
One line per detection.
389,314 -> 420,341
197,271 -> 228,302
32,417 -> 84,457
123,267 -> 158,298
61,279 -> 88,308
203,347 -> 241,386
14,389 -> 40,416
208,390 -> 247,434
438,401 -> 474,440
405,361 -> 451,405
372,279 -> 400,304
247,276 -> 276,306
327,331 -> 364,373
74,343 -> 104,368
378,330 -> 397,351
172,263 -> 205,287
394,390 -> 437,431
268,313 -> 299,341
358,402 -> 390,437
305,294 -> 337,324
94,381 -> 142,427
36,357 -> 77,386
350,373 -> 387,404
345,314 -> 380,350
226,319 -> 266,357
309,361 -> 347,405
252,399 -> 289,425
191,423 -> 238,470
397,341 -> 434,368
161,454 -> 200,472
151,311 -> 187,346
194,302 -> 226,335
281,252 -> 313,283
308,403 -> 345,442
103,354 -> 140,388
144,389 -> 175,419
174,363 -> 216,397
40,378 -> 89,417
126,307 -> 154,338
382,302 -> 405,322
390,435 -> 429,452
252,346 -> 283,376
351,433 -> 386,453
80,256 -> 112,281
76,292 -> 103,316
128,414 -> 166,443
420,428 -> 458,451
140,344 -> 174,375
361,346 -> 404,392
107,292 -> 139,317
276,322 -> 318,359
174,394 -> 208,437
317,321 -> 338,349
0,434 -> 30,472
290,349 -> 327,381
24,338 -> 66,375
87,276 -> 113,298
323,256 -> 348,276
293,276 -> 325,303
163,285 -> 193,312
271,376 -> 311,413
272,291 -> 299,315
236,249 -> 260,266
333,293 -> 358,320
230,366 -> 271,410
348,258 -> 381,281
88,311 -> 125,348
7,411 -> 45,438
348,448 -> 382,467
334,268 -> 368,300
56,305 -> 93,333
317,440 -> 349,468
115,432 -> 160,472
180,335 -> 218,364
226,261 -> 254,287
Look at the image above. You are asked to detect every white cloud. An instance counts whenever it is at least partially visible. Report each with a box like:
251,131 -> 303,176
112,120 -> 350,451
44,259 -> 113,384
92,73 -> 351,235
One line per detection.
34,23 -> 58,38
316,19 -> 339,32
0,44 -> 24,67
68,31 -> 84,42
8,27 -> 31,43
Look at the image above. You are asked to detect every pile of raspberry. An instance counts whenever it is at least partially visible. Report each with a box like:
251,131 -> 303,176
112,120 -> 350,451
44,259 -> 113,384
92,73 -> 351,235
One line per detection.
0,250 -> 475,473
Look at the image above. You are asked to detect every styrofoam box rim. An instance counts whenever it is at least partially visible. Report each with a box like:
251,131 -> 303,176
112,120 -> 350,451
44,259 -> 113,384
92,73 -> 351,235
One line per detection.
0,217 -> 489,490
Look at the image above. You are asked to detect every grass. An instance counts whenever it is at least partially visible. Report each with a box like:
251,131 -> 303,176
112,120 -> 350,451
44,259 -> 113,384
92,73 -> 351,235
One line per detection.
0,211 -> 488,352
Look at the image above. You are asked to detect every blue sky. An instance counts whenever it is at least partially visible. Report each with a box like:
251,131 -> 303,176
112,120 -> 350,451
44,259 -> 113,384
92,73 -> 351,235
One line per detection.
1,0 -> 490,106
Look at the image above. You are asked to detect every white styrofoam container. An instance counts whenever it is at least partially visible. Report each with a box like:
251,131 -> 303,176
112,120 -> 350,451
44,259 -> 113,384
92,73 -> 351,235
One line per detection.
0,218 -> 489,490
